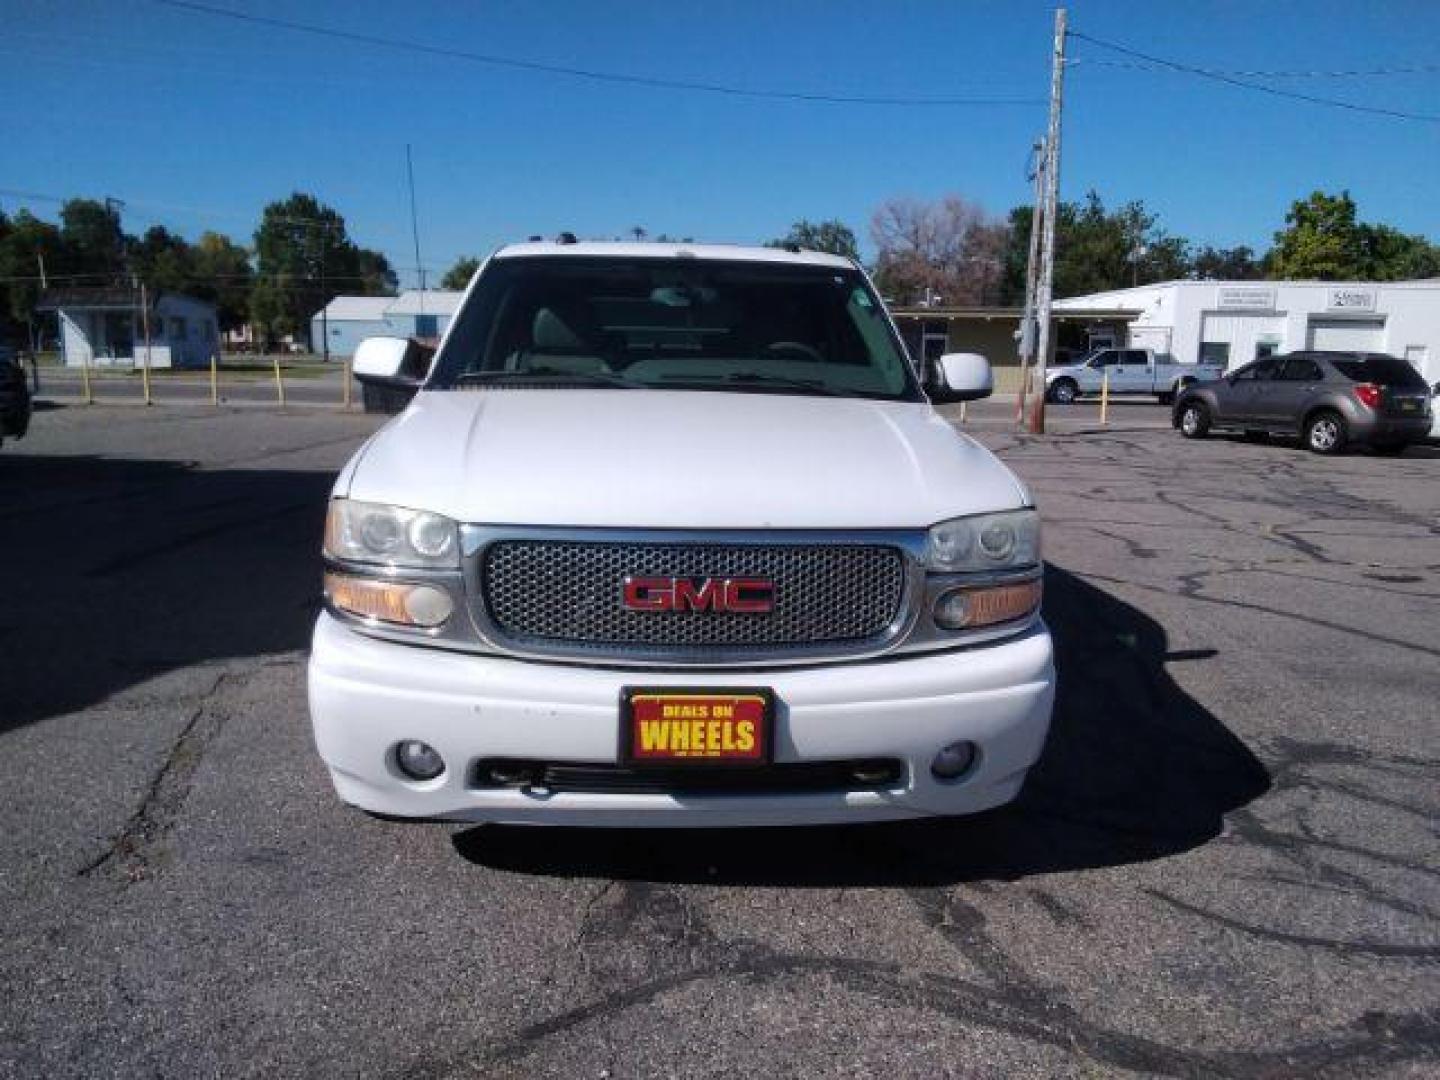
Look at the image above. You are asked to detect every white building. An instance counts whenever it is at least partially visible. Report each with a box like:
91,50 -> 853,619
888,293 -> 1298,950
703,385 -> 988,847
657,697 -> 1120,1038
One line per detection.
1055,279 -> 1440,383
40,288 -> 220,369
382,289 -> 464,341
309,290 -> 465,358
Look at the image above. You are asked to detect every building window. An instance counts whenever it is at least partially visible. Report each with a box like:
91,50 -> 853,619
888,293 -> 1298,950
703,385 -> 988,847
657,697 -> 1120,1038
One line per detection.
1199,342 -> 1229,366
415,314 -> 439,338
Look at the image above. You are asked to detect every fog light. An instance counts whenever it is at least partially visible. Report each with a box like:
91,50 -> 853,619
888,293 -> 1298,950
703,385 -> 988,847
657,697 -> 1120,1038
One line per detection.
395,739 -> 445,781
402,585 -> 454,626
933,588 -> 972,629
931,740 -> 977,780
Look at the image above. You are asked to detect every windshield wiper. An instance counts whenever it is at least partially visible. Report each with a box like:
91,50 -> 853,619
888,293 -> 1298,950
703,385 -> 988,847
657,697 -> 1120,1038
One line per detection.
655,372 -> 851,397
452,369 -> 640,389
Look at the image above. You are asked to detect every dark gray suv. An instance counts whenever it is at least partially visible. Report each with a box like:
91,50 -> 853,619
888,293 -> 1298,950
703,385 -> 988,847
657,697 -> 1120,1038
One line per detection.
1173,351 -> 1432,455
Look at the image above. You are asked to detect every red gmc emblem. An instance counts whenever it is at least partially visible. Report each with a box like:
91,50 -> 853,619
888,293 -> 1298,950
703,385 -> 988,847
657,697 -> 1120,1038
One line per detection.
622,576 -> 775,613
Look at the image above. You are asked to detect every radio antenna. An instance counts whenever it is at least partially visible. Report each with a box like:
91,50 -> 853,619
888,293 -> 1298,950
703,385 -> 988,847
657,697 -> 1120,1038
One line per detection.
406,143 -> 426,316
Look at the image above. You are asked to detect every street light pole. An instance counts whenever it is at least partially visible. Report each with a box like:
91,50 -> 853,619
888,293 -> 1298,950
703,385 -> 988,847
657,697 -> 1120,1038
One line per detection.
1026,6 -> 1067,435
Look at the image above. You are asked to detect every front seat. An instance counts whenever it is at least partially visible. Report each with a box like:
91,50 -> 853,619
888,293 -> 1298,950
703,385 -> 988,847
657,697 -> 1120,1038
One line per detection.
523,307 -> 611,375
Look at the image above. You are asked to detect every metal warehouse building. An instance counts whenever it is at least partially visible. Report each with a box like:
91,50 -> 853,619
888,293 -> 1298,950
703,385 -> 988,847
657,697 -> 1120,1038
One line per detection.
1054,279 -> 1440,383
310,290 -> 465,357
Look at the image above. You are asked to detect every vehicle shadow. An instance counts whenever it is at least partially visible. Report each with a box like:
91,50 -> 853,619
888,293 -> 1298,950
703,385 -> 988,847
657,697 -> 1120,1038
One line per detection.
0,453 -> 330,732
1213,433 -> 1440,458
452,565 -> 1271,885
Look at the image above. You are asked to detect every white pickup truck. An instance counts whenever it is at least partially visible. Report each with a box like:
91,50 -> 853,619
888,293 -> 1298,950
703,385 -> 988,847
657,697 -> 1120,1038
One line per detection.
1045,347 -> 1224,405
308,241 -> 1054,827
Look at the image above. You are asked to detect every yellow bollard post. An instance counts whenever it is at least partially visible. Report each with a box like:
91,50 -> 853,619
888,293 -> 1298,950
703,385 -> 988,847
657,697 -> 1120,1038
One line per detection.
81,354 -> 94,405
1100,370 -> 1110,426
210,354 -> 219,406
272,355 -> 286,408
343,357 -> 352,411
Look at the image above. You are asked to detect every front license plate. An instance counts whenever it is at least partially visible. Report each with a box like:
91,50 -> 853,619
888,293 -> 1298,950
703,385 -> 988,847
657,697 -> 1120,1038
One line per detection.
620,688 -> 774,766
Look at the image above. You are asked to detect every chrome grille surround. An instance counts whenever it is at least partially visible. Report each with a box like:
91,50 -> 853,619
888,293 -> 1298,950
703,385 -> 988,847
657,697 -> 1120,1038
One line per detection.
460,526 -> 927,666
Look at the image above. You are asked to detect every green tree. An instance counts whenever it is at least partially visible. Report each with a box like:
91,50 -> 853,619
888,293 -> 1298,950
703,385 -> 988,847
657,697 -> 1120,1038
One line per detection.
251,193 -> 394,346
1267,190 -> 1366,280
353,249 -> 397,295
997,192 -> 1191,302
766,219 -> 861,261
190,231 -> 254,330
130,225 -> 194,295
440,256 -> 480,290
60,198 -> 126,279
0,209 -> 68,344
1357,222 -> 1440,280
1267,190 -> 1439,280
1191,245 -> 1262,281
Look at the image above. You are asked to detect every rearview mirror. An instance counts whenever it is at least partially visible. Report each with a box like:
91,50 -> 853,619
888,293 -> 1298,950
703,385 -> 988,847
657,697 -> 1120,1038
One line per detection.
928,352 -> 993,403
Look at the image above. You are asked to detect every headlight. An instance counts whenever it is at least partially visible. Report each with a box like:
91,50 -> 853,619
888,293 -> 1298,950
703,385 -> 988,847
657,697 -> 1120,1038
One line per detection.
924,510 -> 1040,572
324,499 -> 460,568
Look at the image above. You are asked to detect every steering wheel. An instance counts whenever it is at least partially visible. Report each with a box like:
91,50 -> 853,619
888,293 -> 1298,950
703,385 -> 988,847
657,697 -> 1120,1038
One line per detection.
763,341 -> 825,363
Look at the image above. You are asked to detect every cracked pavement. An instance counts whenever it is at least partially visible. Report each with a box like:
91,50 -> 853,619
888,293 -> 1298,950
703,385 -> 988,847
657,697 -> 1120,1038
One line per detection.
1,403 -> 1436,1077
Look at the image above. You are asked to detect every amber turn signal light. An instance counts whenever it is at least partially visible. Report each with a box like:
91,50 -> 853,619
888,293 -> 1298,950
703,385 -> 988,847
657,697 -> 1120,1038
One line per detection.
933,578 -> 1042,631
324,572 -> 454,628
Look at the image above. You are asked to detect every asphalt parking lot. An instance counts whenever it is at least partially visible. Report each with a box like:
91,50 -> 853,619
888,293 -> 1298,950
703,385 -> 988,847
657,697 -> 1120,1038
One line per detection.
1,401 -> 1436,1078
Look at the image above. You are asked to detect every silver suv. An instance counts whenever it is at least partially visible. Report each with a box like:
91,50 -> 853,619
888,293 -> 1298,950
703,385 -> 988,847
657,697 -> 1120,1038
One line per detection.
1173,351 -> 1432,455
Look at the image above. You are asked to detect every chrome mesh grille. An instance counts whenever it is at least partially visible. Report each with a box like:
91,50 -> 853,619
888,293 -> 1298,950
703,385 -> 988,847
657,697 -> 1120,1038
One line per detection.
480,541 -> 905,651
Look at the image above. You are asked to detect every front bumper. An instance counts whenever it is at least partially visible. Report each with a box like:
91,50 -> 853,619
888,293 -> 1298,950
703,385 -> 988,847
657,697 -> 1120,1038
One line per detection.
307,613 -> 1055,826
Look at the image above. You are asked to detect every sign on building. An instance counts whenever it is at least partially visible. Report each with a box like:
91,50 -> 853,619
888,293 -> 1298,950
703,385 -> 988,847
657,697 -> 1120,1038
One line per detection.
1217,286 -> 1277,311
1325,288 -> 1377,313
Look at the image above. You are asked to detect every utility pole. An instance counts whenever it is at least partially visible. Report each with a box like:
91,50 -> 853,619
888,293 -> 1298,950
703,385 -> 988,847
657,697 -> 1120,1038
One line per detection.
1026,6 -> 1067,435
1014,137 -> 1046,425
138,278 -> 154,406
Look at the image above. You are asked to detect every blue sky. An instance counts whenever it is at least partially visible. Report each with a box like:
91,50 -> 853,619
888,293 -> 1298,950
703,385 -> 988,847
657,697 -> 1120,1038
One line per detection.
4,0 -> 1438,287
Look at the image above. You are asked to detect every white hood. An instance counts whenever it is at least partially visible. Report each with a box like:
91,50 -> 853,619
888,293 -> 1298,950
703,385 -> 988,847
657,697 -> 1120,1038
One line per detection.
343,390 -> 1029,529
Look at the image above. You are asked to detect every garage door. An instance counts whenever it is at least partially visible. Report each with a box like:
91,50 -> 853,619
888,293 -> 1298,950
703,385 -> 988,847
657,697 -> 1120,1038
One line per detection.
1307,318 -> 1385,351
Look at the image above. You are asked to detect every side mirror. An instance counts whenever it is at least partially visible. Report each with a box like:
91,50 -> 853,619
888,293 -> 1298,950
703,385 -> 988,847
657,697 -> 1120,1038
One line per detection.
353,336 -> 423,382
929,352 -> 993,403
352,336 -> 433,414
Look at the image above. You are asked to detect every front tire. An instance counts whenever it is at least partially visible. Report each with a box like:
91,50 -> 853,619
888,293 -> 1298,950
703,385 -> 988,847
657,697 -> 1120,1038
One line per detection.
1304,410 -> 1347,455
1178,400 -> 1210,439
1048,379 -> 1078,405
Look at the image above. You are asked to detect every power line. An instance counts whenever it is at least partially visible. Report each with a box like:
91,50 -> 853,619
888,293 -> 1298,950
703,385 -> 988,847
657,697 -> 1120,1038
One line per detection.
152,0 -> 1045,108
1069,30 -> 1440,123
1074,57 -> 1440,80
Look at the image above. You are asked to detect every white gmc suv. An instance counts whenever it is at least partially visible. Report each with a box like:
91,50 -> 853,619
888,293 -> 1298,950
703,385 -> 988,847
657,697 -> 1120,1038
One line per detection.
308,241 -> 1055,827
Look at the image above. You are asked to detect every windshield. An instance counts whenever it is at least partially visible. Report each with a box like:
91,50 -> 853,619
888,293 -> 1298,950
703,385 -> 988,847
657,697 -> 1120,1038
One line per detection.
429,256 -> 920,399
1328,355 -> 1428,389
